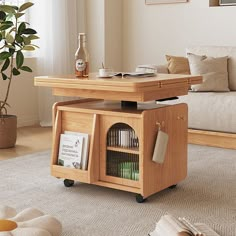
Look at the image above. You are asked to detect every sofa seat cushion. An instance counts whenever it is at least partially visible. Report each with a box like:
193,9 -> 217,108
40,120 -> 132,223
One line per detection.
161,92 -> 236,133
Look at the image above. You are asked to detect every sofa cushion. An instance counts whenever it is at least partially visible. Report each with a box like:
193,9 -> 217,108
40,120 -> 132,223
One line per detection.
160,92 -> 236,133
165,55 -> 190,74
186,46 -> 236,91
187,53 -> 229,92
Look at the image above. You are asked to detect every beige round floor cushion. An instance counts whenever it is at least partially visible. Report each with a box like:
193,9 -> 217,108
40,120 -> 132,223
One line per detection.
0,205 -> 62,236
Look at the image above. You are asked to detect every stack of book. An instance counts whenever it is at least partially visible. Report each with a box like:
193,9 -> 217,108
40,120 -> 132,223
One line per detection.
107,127 -> 139,148
58,131 -> 90,170
149,215 -> 220,236
106,151 -> 139,180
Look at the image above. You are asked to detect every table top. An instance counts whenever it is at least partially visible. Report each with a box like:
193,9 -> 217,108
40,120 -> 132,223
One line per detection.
34,73 -> 202,102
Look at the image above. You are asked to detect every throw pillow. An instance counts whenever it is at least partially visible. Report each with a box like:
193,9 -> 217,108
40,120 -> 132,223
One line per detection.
165,55 -> 190,74
187,53 -> 229,92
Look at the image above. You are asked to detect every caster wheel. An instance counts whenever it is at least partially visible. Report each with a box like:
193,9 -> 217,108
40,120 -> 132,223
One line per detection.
136,194 -> 146,203
169,184 -> 177,189
64,179 -> 74,187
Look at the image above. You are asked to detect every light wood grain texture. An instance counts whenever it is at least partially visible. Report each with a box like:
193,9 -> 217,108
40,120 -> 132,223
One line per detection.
106,146 -> 139,155
34,71 -> 201,199
99,114 -> 142,188
188,129 -> 236,150
51,165 -> 89,183
0,126 -> 52,160
142,103 -> 187,198
51,110 -> 61,166
94,181 -> 141,194
88,114 -> 100,183
50,99 -> 189,198
34,73 -> 202,102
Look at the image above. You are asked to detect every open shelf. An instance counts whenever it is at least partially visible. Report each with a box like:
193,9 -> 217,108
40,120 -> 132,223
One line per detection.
107,146 -> 139,154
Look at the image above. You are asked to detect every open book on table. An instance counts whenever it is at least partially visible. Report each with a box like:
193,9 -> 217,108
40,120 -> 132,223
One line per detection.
149,215 -> 220,236
112,71 -> 156,78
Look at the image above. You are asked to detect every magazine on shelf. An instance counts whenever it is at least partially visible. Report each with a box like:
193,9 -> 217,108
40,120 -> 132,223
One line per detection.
149,215 -> 220,236
64,131 -> 90,170
58,134 -> 84,169
112,71 -> 156,78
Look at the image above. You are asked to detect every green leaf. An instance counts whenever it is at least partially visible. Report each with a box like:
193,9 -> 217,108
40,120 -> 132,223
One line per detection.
28,35 -> 39,40
15,12 -> 25,19
11,6 -> 19,11
0,52 -> 11,61
9,48 -> 15,55
19,2 -> 34,12
1,72 -> 7,80
30,44 -> 39,49
0,33 -> 2,41
1,30 -> 5,38
13,67 -> 20,76
20,66 -> 32,72
22,45 -> 35,51
1,58 -> 10,72
6,13 -> 14,21
5,45 -> 15,50
15,34 -> 23,43
22,28 -> 37,35
0,21 -> 13,31
22,35 -> 31,45
5,33 -> 14,44
0,11 -> 6,20
16,51 -> 24,69
18,22 -> 26,34
0,5 -> 16,14
8,26 -> 16,34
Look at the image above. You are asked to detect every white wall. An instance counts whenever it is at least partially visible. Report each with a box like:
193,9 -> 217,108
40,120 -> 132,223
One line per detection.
104,0 -> 123,71
123,0 -> 236,70
85,0 -> 123,72
86,0 -> 105,72
0,58 -> 39,127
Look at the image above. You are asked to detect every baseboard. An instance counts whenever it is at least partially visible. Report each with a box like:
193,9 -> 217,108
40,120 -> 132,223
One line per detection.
188,129 -> 236,150
17,116 -> 40,128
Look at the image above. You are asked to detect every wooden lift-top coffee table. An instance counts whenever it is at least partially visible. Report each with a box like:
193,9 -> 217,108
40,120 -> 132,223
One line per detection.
34,73 -> 202,203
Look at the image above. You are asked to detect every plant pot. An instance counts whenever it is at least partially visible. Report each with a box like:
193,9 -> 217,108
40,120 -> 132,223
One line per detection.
0,115 -> 17,149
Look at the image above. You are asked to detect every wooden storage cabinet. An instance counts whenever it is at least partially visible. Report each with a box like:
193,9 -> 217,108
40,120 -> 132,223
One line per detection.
51,99 -> 187,202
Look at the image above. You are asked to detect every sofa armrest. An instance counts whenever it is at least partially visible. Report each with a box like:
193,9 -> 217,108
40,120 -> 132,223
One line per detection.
136,64 -> 169,74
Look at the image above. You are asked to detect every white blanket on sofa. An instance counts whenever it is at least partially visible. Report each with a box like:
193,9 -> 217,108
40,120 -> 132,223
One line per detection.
162,92 -> 236,133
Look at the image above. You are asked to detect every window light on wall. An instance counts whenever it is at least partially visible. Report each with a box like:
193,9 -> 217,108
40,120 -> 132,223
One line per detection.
0,0 -> 26,6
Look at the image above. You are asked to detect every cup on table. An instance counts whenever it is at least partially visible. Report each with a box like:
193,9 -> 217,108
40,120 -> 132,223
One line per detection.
99,68 -> 113,77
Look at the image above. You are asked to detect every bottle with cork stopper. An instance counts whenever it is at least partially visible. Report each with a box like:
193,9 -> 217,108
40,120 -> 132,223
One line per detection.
75,33 -> 89,78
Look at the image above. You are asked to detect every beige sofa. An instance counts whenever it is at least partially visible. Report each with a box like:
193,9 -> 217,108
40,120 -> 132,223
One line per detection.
138,46 -> 236,149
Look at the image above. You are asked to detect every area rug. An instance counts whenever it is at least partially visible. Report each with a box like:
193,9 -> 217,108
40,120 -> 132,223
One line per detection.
0,145 -> 235,236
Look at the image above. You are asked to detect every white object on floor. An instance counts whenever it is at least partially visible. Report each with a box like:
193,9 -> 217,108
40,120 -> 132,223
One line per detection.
0,205 -> 62,236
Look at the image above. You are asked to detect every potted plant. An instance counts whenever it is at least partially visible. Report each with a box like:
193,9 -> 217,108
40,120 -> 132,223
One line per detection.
0,2 -> 38,148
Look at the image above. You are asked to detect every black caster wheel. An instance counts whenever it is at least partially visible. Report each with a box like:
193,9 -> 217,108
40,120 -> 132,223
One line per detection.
64,179 -> 75,187
136,194 -> 146,203
169,184 -> 177,189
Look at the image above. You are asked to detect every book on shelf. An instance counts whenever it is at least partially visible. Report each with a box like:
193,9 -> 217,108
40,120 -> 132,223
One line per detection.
58,133 -> 84,169
64,131 -> 90,170
58,131 -> 90,170
112,71 -> 156,78
149,215 -> 220,236
107,127 -> 139,148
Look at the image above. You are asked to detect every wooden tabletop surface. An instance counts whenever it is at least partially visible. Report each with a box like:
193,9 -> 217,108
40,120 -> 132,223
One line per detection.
34,73 -> 202,102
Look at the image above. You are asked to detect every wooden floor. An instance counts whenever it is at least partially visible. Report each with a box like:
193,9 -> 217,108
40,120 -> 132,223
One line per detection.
0,125 -> 52,160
